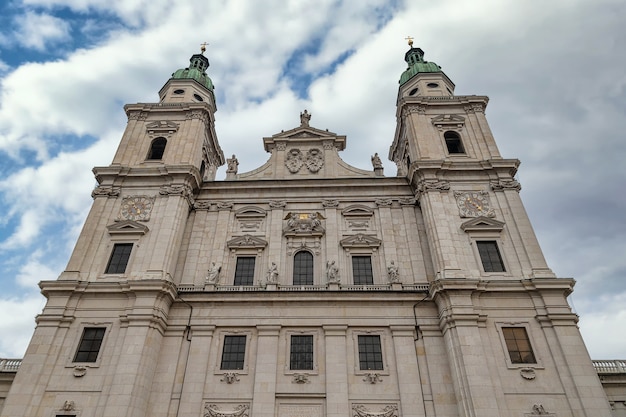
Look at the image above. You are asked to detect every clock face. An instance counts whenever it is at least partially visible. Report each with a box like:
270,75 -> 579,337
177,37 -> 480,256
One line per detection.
120,196 -> 154,221
456,191 -> 494,218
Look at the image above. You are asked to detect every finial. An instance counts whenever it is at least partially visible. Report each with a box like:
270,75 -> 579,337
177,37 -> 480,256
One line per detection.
200,42 -> 209,54
405,36 -> 414,48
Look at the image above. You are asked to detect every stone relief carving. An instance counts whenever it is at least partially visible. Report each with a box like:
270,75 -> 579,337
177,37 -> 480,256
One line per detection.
491,179 -> 522,192
269,200 -> 287,208
204,403 -> 249,417
92,186 -> 120,198
62,400 -> 75,411
431,114 -> 465,131
531,404 -> 547,415
127,111 -> 148,120
73,366 -> 87,377
145,120 -> 179,138
387,261 -> 399,283
159,184 -> 192,197
194,200 -> 211,210
352,404 -> 398,417
463,103 -> 485,114
285,149 -> 304,173
185,110 -> 210,126
348,220 -> 369,229
520,367 -> 536,380
322,199 -> 339,208
326,260 -> 340,283
402,104 -> 426,117
284,212 -> 325,234
292,373 -> 310,384
363,373 -> 383,384
219,373 -> 240,384
305,148 -> 324,173
399,197 -> 416,205
275,141 -> 287,151
216,201 -> 234,210
322,140 -> 335,150
375,199 -> 392,207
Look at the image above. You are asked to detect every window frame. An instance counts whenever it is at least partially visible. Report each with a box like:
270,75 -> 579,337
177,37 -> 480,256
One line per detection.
476,240 -> 506,273
66,322 -> 111,368
283,330 -> 320,375
495,322 -> 543,369
104,242 -> 133,275
293,250 -> 314,286
351,255 -> 374,285
443,131 -> 466,155
233,256 -> 256,286
214,331 -> 252,375
220,334 -> 247,370
351,331 -> 389,375
146,137 -> 167,160
289,334 -> 315,371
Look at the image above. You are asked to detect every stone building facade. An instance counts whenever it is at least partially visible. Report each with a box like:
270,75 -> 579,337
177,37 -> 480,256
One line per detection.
0,46 -> 617,417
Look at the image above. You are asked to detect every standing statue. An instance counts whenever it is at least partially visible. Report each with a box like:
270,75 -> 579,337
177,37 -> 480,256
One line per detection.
300,109 -> 311,127
226,154 -> 239,173
371,153 -> 383,169
206,262 -> 221,284
387,261 -> 399,283
266,262 -> 279,284
326,260 -> 339,283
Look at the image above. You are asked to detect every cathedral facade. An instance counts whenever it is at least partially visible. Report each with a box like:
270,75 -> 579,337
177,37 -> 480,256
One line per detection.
0,45 -> 613,417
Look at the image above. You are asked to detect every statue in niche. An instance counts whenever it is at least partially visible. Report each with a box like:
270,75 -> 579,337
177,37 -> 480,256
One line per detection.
387,261 -> 399,283
266,262 -> 279,284
300,109 -> 311,127
226,154 -> 239,173
206,262 -> 221,284
326,260 -> 339,283
371,153 -> 383,169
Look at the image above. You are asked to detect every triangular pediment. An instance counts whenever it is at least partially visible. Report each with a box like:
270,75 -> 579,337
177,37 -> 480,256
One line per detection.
263,124 -> 346,152
227,234 -> 268,249
272,125 -> 337,139
431,114 -> 465,130
107,220 -> 149,235
342,205 -> 374,217
460,216 -> 505,232
340,233 -> 382,248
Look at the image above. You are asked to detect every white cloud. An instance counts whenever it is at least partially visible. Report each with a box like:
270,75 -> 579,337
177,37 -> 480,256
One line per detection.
0,295 -> 46,358
14,11 -> 71,50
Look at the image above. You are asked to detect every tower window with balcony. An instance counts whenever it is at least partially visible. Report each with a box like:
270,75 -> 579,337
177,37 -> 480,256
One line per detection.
444,131 -> 465,154
352,256 -> 373,285
476,241 -> 506,272
105,243 -> 132,274
290,335 -> 314,370
73,327 -> 106,363
147,137 -> 167,160
293,251 -> 314,285
234,256 -> 255,285
220,335 -> 246,370
502,327 -> 536,364
358,335 -> 383,370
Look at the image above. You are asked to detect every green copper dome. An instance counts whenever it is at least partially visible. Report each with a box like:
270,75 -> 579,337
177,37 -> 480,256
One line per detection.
171,53 -> 214,91
399,47 -> 442,85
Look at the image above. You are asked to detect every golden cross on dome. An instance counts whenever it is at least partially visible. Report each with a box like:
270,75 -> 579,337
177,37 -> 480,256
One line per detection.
200,42 -> 209,54
405,36 -> 414,47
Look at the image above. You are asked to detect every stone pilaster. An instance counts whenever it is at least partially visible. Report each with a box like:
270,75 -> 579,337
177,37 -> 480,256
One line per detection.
251,325 -> 281,417
324,325 -> 349,417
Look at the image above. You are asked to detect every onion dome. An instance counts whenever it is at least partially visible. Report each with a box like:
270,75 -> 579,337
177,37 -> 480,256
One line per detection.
399,46 -> 442,86
171,53 -> 214,91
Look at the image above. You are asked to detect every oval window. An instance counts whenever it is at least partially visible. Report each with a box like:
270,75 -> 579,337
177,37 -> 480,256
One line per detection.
427,83 -> 439,88
193,93 -> 204,101
409,88 -> 418,96
173,89 -> 185,95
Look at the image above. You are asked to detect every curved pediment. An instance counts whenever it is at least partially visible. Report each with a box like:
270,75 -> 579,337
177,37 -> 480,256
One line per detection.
342,205 -> 374,217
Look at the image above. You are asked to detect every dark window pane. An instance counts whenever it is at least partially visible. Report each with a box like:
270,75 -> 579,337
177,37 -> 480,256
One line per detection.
352,256 -> 373,285
358,335 -> 383,370
290,335 -> 314,370
148,137 -> 167,160
105,243 -> 132,274
221,335 -> 246,369
234,257 -> 255,285
477,241 -> 505,272
444,131 -> 465,154
293,252 -> 314,285
74,327 -> 106,363
502,327 -> 536,364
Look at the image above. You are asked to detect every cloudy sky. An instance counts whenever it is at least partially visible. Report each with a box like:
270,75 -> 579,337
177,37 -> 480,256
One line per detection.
0,0 -> 624,360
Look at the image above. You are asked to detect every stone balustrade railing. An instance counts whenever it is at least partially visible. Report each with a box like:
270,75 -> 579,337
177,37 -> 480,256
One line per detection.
177,283 -> 430,293
0,358 -> 21,372
593,359 -> 626,374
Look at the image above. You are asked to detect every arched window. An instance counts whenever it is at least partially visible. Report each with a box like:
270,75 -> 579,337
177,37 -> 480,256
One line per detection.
444,131 -> 465,154
147,137 -> 167,160
293,251 -> 313,285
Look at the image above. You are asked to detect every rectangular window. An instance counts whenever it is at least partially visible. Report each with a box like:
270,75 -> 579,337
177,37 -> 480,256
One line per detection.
352,256 -> 373,285
358,335 -> 383,370
221,335 -> 246,370
74,327 -> 106,363
105,243 -> 133,274
234,257 -> 255,285
290,335 -> 314,370
503,327 -> 536,364
476,241 -> 505,272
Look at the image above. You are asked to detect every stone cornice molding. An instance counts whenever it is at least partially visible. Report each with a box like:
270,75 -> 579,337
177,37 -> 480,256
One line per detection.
159,183 -> 195,206
491,178 -> 522,192
91,185 -> 120,199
